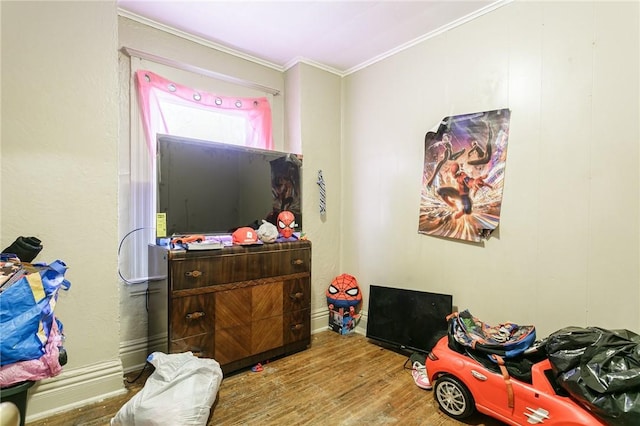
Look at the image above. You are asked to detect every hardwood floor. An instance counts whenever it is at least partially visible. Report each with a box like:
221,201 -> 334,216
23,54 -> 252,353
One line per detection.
28,331 -> 504,425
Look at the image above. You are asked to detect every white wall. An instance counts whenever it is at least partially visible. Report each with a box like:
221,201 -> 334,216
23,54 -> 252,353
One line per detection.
1,0 -> 124,420
288,63 -> 343,316
342,1 -> 639,338
2,0 -> 638,421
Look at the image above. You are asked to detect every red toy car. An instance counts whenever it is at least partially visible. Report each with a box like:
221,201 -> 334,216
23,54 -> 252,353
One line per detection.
170,234 -> 206,247
426,336 -> 606,425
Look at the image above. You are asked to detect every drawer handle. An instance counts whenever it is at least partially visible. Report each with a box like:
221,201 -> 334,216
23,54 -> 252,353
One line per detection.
290,323 -> 303,331
291,259 -> 304,266
185,270 -> 203,278
186,311 -> 205,320
289,292 -> 304,300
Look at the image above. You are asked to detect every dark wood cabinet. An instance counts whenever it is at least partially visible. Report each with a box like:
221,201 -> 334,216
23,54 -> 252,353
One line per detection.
148,241 -> 311,373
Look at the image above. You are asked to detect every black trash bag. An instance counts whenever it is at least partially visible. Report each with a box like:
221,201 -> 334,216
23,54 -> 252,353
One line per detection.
2,236 -> 42,263
547,326 -> 640,426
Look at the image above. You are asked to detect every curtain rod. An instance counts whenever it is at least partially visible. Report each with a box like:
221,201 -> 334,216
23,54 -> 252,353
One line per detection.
121,46 -> 281,96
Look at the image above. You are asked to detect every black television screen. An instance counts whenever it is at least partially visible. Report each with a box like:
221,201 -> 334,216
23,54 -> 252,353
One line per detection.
157,134 -> 302,235
366,285 -> 452,354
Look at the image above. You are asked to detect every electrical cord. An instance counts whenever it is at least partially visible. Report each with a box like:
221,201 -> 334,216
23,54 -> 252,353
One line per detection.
118,227 -> 167,285
404,352 -> 428,372
126,361 -> 153,384
403,356 -> 413,371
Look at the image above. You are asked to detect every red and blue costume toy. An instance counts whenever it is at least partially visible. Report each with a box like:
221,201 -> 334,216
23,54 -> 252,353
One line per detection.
326,274 -> 362,334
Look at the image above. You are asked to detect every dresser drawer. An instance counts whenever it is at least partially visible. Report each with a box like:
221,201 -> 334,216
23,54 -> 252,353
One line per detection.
284,309 -> 310,345
284,278 -> 310,312
170,257 -> 230,290
170,248 -> 310,290
170,294 -> 215,338
253,248 -> 310,278
170,333 -> 214,358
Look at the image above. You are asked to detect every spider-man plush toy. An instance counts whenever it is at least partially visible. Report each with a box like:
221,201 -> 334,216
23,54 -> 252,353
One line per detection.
326,274 -> 362,334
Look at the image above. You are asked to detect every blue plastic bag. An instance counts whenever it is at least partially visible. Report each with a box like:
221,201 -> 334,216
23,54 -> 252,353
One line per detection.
0,260 -> 70,366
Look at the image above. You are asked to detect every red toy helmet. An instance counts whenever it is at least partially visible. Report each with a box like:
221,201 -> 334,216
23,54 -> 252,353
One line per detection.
277,210 -> 297,238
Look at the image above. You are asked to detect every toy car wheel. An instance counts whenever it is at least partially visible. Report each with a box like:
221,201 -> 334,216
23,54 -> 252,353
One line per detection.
434,375 -> 476,420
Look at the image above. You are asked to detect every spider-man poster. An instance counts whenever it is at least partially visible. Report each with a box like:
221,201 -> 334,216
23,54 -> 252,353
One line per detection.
418,109 -> 511,242
267,154 -> 302,228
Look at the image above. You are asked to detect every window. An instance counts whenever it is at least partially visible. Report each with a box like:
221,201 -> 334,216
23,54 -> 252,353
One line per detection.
119,69 -> 273,284
135,70 -> 273,150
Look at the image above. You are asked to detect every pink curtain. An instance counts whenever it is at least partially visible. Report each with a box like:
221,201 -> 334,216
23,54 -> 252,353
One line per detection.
134,70 -> 273,152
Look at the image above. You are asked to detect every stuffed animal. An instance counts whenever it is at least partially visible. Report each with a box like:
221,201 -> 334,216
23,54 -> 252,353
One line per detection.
326,274 -> 362,334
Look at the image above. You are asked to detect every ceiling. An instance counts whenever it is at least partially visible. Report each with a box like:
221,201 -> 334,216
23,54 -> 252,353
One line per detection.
117,1 -> 505,75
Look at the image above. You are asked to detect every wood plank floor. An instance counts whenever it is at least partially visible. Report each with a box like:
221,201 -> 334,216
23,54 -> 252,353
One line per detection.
29,331 -> 505,425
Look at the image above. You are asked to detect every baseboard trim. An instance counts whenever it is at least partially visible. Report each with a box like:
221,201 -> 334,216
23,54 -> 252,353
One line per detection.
118,309 -> 344,372
25,359 -> 125,423
28,309 -> 369,421
311,306 -> 328,334
119,336 -> 151,373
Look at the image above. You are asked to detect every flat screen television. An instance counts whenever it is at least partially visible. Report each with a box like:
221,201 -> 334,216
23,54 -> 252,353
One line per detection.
366,285 -> 453,354
156,134 -> 302,236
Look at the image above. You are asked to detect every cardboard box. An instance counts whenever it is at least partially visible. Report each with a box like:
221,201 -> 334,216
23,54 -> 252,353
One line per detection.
328,308 -> 359,335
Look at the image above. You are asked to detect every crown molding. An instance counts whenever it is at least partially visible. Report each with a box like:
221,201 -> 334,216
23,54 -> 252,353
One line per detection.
118,0 -> 512,78
117,7 -> 285,73
283,56 -> 344,77
344,0 -> 512,76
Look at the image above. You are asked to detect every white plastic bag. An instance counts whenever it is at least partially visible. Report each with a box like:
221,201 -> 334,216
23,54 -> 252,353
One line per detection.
111,352 -> 223,426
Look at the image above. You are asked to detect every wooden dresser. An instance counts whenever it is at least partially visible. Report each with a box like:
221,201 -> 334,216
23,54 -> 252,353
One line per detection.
148,240 -> 311,374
